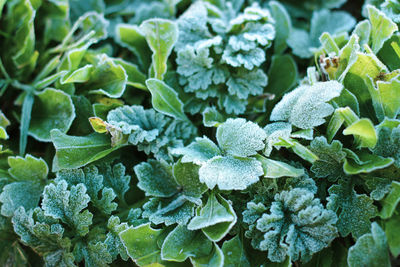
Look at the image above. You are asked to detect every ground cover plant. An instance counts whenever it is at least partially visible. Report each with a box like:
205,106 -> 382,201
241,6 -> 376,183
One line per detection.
1,0 -> 400,266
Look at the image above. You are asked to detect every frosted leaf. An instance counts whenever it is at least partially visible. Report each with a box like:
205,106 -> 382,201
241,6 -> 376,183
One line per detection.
253,188 -> 338,262
56,166 -> 117,215
310,137 -> 347,182
105,216 -> 129,261
106,105 -> 196,160
222,47 -> 265,70
171,136 -> 221,165
175,1 -> 210,51
161,225 -> 212,262
188,193 -> 235,230
226,69 -> 268,100
176,46 -> 215,91
348,223 -> 390,267
263,122 -> 292,156
220,94 -> 247,115
42,180 -> 93,236
270,81 -> 343,129
142,195 -> 195,226
217,118 -> 266,157
199,156 -> 263,190
327,178 -> 378,238
134,160 -> 178,198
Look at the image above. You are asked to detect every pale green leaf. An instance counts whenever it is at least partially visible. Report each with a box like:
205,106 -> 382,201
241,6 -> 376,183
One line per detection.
368,5 -> 398,53
140,19 -> 178,80
343,118 -> 377,148
348,223 -> 390,267
383,214 -> 400,257
191,243 -> 224,267
343,150 -> 394,175
51,129 -> 120,171
221,235 -> 251,267
380,181 -> 400,219
256,155 -> 304,178
146,78 -> 189,121
161,225 -> 212,262
187,193 -> 234,233
120,223 -> 163,266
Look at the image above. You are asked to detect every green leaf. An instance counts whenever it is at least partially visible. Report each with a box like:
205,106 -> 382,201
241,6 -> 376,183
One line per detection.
353,20 -> 371,47
97,162 -> 131,204
173,160 -> 207,199
191,243 -> 224,267
327,107 -> 359,142
383,214 -> 400,257
116,23 -> 152,69
256,155 -> 304,178
251,188 -> 338,262
343,150 -> 394,175
202,106 -> 225,127
8,154 -> 48,182
143,195 -> 196,226
266,55 -> 298,100
140,19 -> 178,80
216,118 -> 266,157
269,1 -> 291,54
344,52 -> 387,105
226,69 -> 268,100
368,5 -> 398,54
320,32 -> 340,55
51,129 -> 120,171
222,235 -> 251,267
270,81 -> 343,129
374,76 -> 400,119
105,105 -> 196,160
348,222 -> 390,267
327,178 -> 378,238
343,118 -> 377,148
29,88 -> 75,142
86,55 -> 127,98
287,10 -> 356,58
6,0 -> 38,71
114,58 -> 147,90
188,193 -> 235,236
135,160 -> 178,198
161,225 -> 212,262
373,119 -> 400,168
105,216 -> 129,261
199,156 -> 263,190
19,93 -> 34,156
11,207 -> 75,266
42,180 -> 93,236
199,194 -> 236,242
120,223 -> 163,266
274,138 -> 319,163
146,78 -> 189,121
309,137 -> 347,182
380,181 -> 400,219
0,111 -> 10,140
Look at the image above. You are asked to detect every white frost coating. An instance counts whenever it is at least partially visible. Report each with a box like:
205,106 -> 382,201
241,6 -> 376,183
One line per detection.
217,118 -> 267,157
199,156 -> 263,190
171,136 -> 221,165
270,81 -> 343,129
